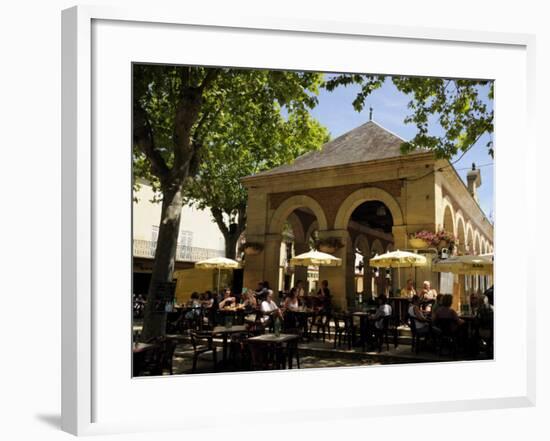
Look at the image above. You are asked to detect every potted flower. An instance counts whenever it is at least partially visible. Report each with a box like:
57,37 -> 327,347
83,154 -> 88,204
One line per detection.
315,237 -> 344,254
435,229 -> 456,250
241,241 -> 264,256
409,230 -> 436,249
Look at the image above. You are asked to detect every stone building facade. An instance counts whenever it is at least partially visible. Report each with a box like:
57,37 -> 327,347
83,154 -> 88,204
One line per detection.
241,121 -> 493,309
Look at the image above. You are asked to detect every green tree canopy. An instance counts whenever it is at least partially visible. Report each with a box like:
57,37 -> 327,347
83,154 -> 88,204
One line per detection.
324,75 -> 494,158
182,70 -> 329,257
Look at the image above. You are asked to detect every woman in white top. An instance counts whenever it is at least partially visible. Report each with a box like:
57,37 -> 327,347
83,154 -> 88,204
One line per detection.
408,295 -> 429,334
283,288 -> 300,312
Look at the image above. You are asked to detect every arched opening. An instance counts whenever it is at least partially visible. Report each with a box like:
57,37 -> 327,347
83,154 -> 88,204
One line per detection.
277,207 -> 321,295
348,201 -> 394,301
442,202 -> 455,236
473,231 -> 481,256
353,235 -> 370,302
466,224 -> 474,254
456,214 -> 466,254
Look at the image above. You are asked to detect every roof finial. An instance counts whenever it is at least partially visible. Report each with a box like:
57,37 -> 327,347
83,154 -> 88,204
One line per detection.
472,162 -> 476,170
369,107 -> 373,121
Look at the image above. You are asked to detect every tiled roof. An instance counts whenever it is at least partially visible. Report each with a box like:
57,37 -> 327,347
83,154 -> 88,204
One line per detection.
247,120 -> 426,179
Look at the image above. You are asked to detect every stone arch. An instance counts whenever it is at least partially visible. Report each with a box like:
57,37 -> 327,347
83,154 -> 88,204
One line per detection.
334,187 -> 404,230
473,231 -> 481,255
465,222 -> 474,253
286,212 -> 306,244
269,195 -> 328,234
455,211 -> 466,253
441,197 -> 456,236
480,238 -> 487,255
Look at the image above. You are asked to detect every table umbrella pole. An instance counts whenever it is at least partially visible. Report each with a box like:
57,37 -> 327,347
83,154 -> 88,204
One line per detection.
398,266 -> 401,295
217,268 -> 221,294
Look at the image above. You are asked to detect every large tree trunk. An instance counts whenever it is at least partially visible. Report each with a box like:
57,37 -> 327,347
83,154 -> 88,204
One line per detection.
224,228 -> 241,260
141,183 -> 184,340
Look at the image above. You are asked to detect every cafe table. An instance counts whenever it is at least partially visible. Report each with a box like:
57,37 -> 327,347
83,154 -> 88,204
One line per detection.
352,312 -> 376,351
217,306 -> 250,325
247,333 -> 300,369
285,307 -> 315,340
211,325 -> 249,363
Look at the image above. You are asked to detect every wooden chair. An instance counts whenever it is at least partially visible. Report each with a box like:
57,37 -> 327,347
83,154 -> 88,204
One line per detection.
190,331 -> 217,373
310,311 -> 331,342
373,316 -> 391,352
433,318 -> 459,358
408,314 -> 430,354
333,312 -> 354,349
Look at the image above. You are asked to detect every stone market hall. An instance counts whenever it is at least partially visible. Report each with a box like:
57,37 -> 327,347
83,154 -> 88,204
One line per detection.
241,121 -> 493,310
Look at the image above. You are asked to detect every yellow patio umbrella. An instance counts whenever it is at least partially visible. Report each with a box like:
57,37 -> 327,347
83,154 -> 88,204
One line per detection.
369,250 -> 427,293
431,254 -> 493,275
195,257 -> 241,294
290,250 -> 342,267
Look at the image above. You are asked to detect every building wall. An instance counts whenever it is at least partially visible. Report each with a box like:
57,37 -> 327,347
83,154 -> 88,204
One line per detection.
132,181 -> 226,251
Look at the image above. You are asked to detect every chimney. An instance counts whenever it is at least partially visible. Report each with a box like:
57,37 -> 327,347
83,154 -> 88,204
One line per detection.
467,162 -> 481,203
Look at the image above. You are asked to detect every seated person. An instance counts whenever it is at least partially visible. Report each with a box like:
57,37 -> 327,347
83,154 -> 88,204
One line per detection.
432,294 -> 464,333
240,289 -> 257,310
283,287 -> 300,312
218,288 -> 236,309
370,294 -> 392,330
400,279 -> 416,298
430,293 -> 444,318
186,292 -> 200,307
316,280 -> 332,316
419,280 -> 437,310
408,295 -> 430,335
182,292 -> 201,321
260,290 -> 282,323
475,294 -> 494,338
202,290 -> 215,308
294,280 -> 306,299
255,281 -> 270,302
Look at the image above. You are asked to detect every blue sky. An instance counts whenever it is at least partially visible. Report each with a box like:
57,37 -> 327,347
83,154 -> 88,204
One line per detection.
308,77 -> 494,220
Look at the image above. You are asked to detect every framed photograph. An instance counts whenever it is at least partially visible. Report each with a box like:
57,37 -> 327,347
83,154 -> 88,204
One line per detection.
62,5 -> 536,436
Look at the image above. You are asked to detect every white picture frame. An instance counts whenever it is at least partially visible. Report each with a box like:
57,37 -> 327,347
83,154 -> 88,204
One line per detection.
62,5 -> 536,436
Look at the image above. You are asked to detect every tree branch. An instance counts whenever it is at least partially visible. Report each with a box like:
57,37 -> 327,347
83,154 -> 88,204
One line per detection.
198,68 -> 221,93
211,207 -> 229,238
133,102 -> 170,180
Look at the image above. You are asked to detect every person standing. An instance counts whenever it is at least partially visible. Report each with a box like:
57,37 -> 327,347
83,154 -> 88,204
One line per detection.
317,280 -> 332,316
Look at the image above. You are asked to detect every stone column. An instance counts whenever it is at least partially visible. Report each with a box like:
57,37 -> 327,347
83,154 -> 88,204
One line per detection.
317,229 -> 354,310
363,266 -> 373,302
262,233 -> 282,293
391,225 -> 409,250
293,241 -> 309,288
345,242 -> 356,307
242,234 -> 265,290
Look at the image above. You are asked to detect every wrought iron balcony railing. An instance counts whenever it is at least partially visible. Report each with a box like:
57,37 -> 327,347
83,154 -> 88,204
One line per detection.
133,239 -> 224,262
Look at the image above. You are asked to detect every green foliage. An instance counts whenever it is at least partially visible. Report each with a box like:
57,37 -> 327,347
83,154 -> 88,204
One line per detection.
324,75 -> 494,159
184,69 -> 329,231
133,65 -> 329,244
